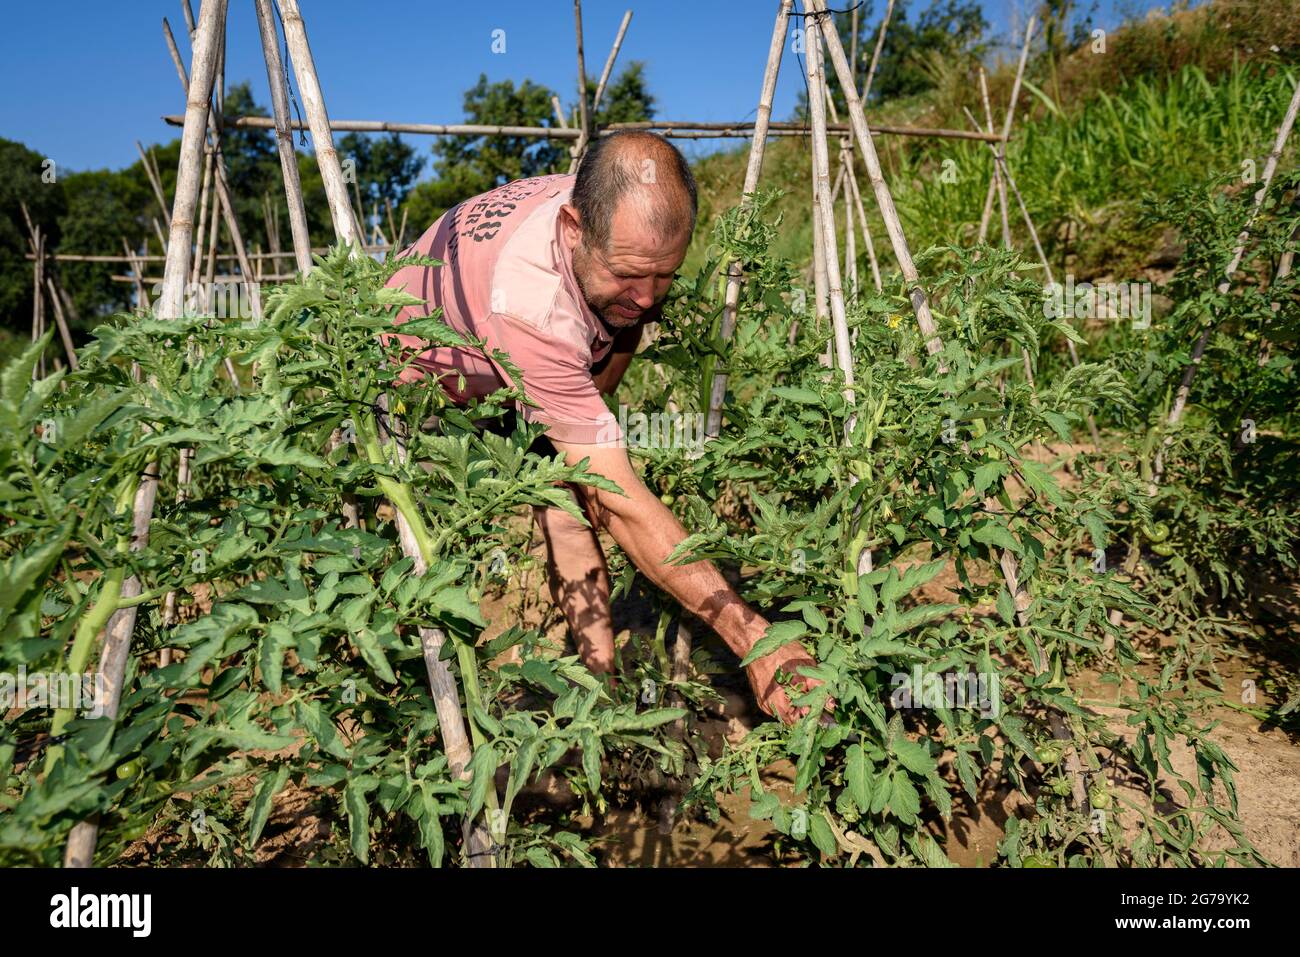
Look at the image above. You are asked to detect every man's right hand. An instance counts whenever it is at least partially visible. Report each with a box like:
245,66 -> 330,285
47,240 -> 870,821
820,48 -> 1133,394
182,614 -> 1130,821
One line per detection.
745,641 -> 829,725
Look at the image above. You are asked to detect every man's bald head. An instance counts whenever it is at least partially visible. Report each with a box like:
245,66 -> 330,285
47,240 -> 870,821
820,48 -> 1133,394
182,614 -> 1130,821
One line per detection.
570,131 -> 697,252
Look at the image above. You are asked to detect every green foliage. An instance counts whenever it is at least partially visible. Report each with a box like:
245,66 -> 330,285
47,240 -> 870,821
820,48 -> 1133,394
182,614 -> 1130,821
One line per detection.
645,197 -> 1266,867
0,247 -> 684,866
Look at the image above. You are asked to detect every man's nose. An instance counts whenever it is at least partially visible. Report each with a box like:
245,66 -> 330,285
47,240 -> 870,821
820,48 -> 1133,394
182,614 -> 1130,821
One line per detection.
628,279 -> 656,309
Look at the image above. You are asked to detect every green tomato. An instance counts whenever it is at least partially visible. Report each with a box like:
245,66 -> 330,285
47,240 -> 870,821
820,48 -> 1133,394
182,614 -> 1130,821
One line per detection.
1089,784 -> 1113,809
115,759 -> 143,781
1150,541 -> 1174,557
1022,853 -> 1054,868
659,493 -> 675,505
1037,744 -> 1062,764
1141,521 -> 1170,543
1051,778 -> 1073,797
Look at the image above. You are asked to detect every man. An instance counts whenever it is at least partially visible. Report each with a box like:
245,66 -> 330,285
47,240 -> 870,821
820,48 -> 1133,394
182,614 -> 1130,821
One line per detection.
385,131 -> 821,724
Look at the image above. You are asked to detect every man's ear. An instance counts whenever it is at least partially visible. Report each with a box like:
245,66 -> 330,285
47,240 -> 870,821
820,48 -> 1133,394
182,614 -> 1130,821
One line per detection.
558,203 -> 583,251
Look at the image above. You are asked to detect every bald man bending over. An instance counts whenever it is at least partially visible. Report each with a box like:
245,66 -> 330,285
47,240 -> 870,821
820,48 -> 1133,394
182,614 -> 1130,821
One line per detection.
385,131 -> 823,724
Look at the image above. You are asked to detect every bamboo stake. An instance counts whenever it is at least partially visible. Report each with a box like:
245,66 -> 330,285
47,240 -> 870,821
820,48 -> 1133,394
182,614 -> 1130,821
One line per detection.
162,113 -> 1003,143
121,238 -> 146,306
63,0 -> 226,870
278,0 -> 361,246
255,0 -> 314,275
979,18 -> 1036,246
809,0 -> 942,359
551,95 -> 569,129
397,206 -> 408,249
808,14 -> 854,405
848,1 -> 858,94
844,153 -> 858,301
45,278 -> 79,371
860,0 -> 894,103
591,10 -> 633,114
844,152 -> 883,291
204,187 -> 221,289
384,199 -> 397,253
31,226 -> 45,381
351,174 -> 367,243
976,69 -> 1000,248
568,0 -> 590,172
275,0 -> 489,864
704,0 -> 793,439
191,147 -> 214,285
20,204 -> 77,370
136,141 -> 172,230
1154,77 -> 1300,483
161,21 -> 262,318
824,81 -> 881,296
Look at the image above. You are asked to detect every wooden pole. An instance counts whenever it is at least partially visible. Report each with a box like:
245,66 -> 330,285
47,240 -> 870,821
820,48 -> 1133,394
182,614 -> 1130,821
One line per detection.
823,80 -> 881,296
274,0 -> 490,865
704,0 -> 793,439
191,147 -> 214,285
848,1 -> 858,97
31,226 -> 45,381
591,10 -> 633,114
980,17 -> 1035,246
136,141 -> 172,230
45,278 -> 79,371
860,0 -> 895,103
63,0 -> 226,870
568,0 -> 590,172
809,0 -> 942,359
162,112 -> 1003,143
278,0 -> 361,246
19,203 -> 76,371
162,13 -> 263,318
121,238 -> 146,306
976,68 -> 1000,247
255,0 -> 314,274
808,13 -> 854,405
1154,77 -> 1300,482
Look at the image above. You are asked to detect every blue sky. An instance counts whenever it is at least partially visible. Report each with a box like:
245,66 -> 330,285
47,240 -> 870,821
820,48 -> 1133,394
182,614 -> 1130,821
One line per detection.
1,0 -> 1176,175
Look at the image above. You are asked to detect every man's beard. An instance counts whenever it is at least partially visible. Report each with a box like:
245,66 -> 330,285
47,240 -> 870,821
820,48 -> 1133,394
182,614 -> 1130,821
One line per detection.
573,246 -> 664,331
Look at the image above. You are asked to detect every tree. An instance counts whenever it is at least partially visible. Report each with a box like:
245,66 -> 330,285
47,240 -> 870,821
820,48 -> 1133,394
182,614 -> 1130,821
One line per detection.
868,0 -> 988,102
589,60 -> 657,125
338,132 -> 425,210
794,0 -> 989,119
403,63 -> 657,236
0,138 -> 67,340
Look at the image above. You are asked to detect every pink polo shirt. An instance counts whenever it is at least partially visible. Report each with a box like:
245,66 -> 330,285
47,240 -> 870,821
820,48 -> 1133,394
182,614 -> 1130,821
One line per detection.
384,173 -> 621,445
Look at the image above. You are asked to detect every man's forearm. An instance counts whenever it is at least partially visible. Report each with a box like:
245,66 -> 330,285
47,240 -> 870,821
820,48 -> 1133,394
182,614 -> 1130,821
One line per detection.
595,484 -> 766,658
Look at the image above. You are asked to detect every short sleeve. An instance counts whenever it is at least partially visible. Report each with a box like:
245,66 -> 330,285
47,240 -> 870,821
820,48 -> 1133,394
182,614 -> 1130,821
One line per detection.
481,312 -> 622,445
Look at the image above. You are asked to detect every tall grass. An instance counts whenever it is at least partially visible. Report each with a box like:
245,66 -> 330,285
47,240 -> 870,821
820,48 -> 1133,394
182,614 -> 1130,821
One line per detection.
686,62 -> 1298,283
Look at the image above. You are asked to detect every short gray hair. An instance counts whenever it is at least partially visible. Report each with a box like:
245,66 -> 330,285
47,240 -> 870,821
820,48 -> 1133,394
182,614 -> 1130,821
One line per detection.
571,131 -> 697,251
